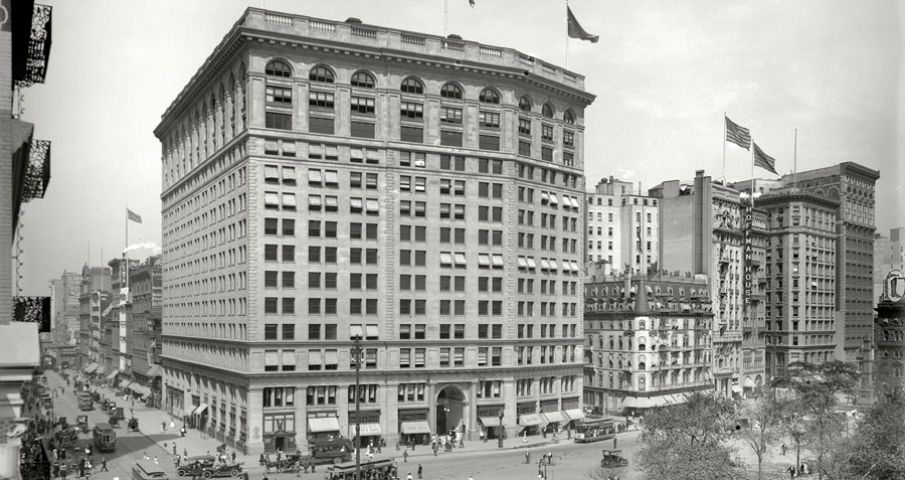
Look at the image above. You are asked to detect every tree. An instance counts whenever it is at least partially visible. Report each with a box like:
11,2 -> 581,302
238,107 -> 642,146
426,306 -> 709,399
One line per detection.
586,466 -> 626,480
738,393 -> 782,480
638,391 -> 745,480
838,386 -> 905,479
772,361 -> 860,480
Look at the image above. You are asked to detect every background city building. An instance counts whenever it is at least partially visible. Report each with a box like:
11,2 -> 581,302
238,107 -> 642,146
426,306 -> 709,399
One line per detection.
873,271 -> 905,394
79,265 -> 111,369
128,255 -> 163,405
650,170 -> 767,398
757,190 -> 839,379
779,163 -> 880,364
585,177 -> 659,274
583,270 -> 714,414
874,227 -> 904,304
155,8 -> 593,454
50,271 -> 82,345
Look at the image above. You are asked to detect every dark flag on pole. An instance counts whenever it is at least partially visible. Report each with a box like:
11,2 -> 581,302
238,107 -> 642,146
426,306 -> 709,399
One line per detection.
469,0 -> 475,6
753,143 -> 778,174
127,208 -> 142,224
725,116 -> 751,150
567,6 -> 599,43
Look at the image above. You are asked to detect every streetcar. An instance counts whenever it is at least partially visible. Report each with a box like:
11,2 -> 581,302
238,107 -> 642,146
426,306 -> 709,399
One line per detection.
326,458 -> 397,480
573,417 -> 616,443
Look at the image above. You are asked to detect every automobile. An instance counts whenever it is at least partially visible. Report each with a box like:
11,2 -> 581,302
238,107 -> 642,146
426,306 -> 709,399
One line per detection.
179,461 -> 245,479
600,449 -> 629,468
176,456 -> 217,477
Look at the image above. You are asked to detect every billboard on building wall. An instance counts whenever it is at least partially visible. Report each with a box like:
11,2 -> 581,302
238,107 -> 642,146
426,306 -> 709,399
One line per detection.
743,203 -> 753,303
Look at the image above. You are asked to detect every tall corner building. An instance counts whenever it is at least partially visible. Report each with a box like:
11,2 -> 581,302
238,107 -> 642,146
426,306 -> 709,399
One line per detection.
154,9 -> 594,454
779,163 -> 880,363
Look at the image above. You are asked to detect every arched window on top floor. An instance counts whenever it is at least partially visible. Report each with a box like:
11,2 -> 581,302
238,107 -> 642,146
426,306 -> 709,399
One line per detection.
400,76 -> 424,94
479,87 -> 500,104
542,103 -> 554,119
519,95 -> 532,112
351,71 -> 376,88
309,65 -> 335,83
563,109 -> 575,124
265,59 -> 291,77
441,82 -> 463,99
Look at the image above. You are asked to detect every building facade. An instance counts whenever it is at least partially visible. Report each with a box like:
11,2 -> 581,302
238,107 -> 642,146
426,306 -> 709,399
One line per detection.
129,255 -> 163,403
758,191 -> 839,379
155,9 -> 594,454
51,271 -> 82,345
873,270 -> 905,393
650,170 -> 767,397
874,228 -> 904,304
78,265 -> 111,369
780,163 -> 880,363
585,177 -> 659,274
583,272 -> 714,414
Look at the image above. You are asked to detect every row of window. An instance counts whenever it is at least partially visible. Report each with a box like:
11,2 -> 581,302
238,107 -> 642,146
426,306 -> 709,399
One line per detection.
265,60 -> 579,123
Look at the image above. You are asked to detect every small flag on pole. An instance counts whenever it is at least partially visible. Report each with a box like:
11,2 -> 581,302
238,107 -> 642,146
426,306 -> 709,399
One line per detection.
127,208 -> 142,224
753,143 -> 778,174
468,0 -> 475,6
567,6 -> 599,43
725,116 -> 751,150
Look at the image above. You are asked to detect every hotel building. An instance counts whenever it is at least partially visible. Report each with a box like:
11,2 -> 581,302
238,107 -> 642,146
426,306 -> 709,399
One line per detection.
155,9 -> 594,453
585,177 -> 659,274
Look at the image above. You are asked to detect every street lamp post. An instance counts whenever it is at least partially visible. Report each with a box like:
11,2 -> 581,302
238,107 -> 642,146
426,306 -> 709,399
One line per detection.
352,334 -> 362,480
497,409 -> 504,449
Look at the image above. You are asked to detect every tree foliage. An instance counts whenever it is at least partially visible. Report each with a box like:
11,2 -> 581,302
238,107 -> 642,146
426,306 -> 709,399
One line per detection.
738,393 -> 782,480
638,391 -> 744,480
839,387 -> 905,479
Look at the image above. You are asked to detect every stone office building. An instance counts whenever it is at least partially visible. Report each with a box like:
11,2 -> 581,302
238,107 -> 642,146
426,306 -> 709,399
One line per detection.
155,9 -> 594,453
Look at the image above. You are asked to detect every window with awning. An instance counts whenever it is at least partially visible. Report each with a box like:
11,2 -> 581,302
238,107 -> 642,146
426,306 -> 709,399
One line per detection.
454,253 -> 467,266
492,254 -> 504,268
526,257 -> 537,269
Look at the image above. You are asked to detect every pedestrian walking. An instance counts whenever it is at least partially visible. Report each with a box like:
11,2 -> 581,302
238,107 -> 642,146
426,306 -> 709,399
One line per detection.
613,436 -> 617,449
100,457 -> 108,472
183,448 -> 188,458
788,465 -> 796,478
417,464 -> 423,479
781,443 -> 786,456
172,444 -> 177,456
231,450 -> 236,462
403,449 -> 408,463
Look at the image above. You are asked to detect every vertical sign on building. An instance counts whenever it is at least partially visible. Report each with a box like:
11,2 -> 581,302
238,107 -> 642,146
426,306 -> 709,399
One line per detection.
743,202 -> 753,303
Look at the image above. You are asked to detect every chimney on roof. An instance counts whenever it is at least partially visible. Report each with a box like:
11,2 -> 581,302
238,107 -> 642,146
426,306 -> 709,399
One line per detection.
695,170 -> 705,178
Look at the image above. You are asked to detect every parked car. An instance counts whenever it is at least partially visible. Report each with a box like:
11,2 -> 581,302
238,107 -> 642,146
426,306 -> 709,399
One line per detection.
179,461 -> 244,479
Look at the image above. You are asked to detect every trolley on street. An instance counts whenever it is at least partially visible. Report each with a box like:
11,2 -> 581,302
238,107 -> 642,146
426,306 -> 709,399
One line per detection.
573,417 -> 616,443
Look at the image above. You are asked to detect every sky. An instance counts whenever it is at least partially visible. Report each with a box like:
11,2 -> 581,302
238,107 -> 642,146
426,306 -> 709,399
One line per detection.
18,0 -> 903,295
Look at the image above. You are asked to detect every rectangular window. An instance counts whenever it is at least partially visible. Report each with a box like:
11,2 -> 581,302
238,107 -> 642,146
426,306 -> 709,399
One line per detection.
518,117 -> 531,135
541,146 -> 553,161
309,91 -> 335,110
309,116 -> 335,135
350,96 -> 375,114
266,86 -> 292,105
440,107 -> 462,124
479,134 -> 500,151
518,140 -> 531,156
400,126 -> 423,143
266,112 -> 291,130
440,130 -> 462,147
400,102 -> 424,120
479,111 -> 500,129
350,121 -> 375,139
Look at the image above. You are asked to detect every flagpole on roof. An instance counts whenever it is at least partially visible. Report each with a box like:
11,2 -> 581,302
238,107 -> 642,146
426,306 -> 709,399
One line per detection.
443,0 -> 448,37
564,0 -> 570,69
793,128 -> 798,189
722,112 -> 727,183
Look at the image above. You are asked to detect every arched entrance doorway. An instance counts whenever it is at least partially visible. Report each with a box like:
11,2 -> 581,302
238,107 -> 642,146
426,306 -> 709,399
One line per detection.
435,385 -> 466,435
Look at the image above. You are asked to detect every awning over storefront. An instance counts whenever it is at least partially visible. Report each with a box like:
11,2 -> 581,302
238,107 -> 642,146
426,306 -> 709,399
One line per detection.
542,411 -> 566,424
519,414 -> 542,426
106,369 -> 119,380
129,384 -> 152,397
743,377 -> 755,388
83,363 -> 98,374
400,421 -> 431,435
147,364 -> 162,377
118,380 -> 132,390
564,409 -> 584,422
357,423 -> 382,436
192,403 -> 208,416
622,397 -> 656,409
95,365 -> 106,375
731,385 -> 742,393
479,416 -> 504,427
308,417 -> 340,433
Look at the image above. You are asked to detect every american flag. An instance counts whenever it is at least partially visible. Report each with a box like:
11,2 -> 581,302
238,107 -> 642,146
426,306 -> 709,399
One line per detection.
725,116 -> 751,150
753,142 -> 778,174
